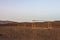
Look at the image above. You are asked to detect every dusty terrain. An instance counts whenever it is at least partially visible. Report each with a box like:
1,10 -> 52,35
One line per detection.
0,26 -> 60,40
0,21 -> 60,40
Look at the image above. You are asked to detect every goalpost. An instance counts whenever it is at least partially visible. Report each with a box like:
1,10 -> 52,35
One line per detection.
32,20 -> 52,29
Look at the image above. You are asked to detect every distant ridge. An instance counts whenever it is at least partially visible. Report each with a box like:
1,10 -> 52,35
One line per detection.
0,20 -> 60,24
0,20 -> 60,27
0,20 -> 18,24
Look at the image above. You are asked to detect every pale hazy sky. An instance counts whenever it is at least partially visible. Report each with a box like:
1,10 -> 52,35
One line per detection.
0,0 -> 60,22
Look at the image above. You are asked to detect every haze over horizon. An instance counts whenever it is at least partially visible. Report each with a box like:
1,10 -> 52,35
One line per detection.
0,0 -> 60,22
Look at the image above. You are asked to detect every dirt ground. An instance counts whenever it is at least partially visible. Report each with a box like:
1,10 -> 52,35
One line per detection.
0,26 -> 60,40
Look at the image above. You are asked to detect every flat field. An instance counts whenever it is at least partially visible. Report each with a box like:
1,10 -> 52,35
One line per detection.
0,26 -> 60,40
